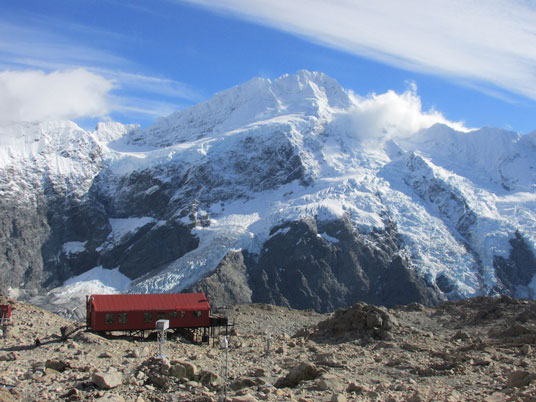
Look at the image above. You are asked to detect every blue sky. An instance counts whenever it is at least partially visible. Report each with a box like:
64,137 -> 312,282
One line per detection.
1,0 -> 535,133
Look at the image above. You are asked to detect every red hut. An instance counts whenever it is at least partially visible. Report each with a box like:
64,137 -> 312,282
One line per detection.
86,293 -> 211,332
0,304 -> 11,320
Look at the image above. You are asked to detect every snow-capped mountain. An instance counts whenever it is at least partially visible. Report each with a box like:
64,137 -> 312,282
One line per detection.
1,70 -> 535,314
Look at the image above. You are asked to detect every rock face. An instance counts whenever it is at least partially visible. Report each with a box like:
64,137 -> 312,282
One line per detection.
194,217 -> 441,311
494,231 -> 536,298
248,218 -> 441,311
190,251 -> 253,307
0,201 -> 50,294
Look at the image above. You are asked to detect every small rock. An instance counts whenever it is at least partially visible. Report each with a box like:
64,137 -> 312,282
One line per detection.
506,371 -> 535,388
452,330 -> 471,341
0,389 -> 17,402
38,367 -> 60,381
185,380 -> 200,390
96,394 -> 125,402
347,382 -> 365,393
159,358 -> 171,374
171,360 -> 197,379
60,388 -> 79,399
197,370 -> 223,390
232,394 -> 259,402
406,391 -> 424,402
169,364 -> 187,379
148,372 -> 170,388
316,374 -> 345,392
472,357 -> 492,366
92,369 -> 123,390
330,394 -> 347,402
127,349 -> 141,358
45,359 -> 70,372
0,352 -> 16,362
230,377 -> 257,391
274,362 -> 320,388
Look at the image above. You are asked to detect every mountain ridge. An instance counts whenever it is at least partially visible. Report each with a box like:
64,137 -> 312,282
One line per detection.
1,70 -> 535,313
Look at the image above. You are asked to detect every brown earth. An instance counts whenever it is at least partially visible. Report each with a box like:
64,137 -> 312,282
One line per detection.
1,295 -> 536,401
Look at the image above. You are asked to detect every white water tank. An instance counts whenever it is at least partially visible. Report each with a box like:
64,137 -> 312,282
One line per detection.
155,319 -> 169,330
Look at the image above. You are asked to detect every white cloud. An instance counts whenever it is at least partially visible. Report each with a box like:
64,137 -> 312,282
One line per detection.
183,0 -> 536,101
0,69 -> 113,123
333,84 -> 469,144
0,19 -> 201,123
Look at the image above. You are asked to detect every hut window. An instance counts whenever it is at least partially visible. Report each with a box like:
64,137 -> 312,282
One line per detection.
144,312 -> 153,323
169,311 -> 178,319
156,312 -> 166,320
105,313 -> 114,325
118,313 -> 128,324
193,310 -> 202,318
180,311 -> 186,318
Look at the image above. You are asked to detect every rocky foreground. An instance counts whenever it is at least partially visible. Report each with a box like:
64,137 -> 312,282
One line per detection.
1,296 -> 536,402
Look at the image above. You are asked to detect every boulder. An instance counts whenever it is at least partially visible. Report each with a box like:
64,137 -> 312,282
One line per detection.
311,302 -> 397,341
274,362 -> 320,388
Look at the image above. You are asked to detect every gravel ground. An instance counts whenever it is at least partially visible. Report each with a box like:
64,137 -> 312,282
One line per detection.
1,295 -> 536,401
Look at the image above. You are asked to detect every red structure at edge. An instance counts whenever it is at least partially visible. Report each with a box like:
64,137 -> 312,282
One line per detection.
0,304 -> 11,319
86,293 -> 211,332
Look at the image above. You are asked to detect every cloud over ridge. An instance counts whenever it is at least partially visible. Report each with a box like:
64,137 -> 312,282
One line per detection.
331,83 -> 469,145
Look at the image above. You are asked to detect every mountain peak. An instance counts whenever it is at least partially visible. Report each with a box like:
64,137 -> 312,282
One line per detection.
127,71 -> 351,147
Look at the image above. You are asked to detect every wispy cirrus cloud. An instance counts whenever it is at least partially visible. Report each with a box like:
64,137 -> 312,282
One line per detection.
0,19 -> 128,71
182,0 -> 536,101
0,16 -> 199,124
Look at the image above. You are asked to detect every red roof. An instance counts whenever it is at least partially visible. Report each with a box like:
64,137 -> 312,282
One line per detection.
89,293 -> 210,312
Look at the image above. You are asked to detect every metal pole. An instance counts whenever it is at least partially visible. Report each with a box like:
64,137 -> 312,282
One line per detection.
219,336 -> 228,402
158,327 -> 167,358
264,328 -> 272,386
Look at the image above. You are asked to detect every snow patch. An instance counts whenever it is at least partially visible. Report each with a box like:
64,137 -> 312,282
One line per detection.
53,266 -> 131,301
108,217 -> 155,241
270,227 -> 291,237
318,232 -> 340,243
62,241 -> 87,255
